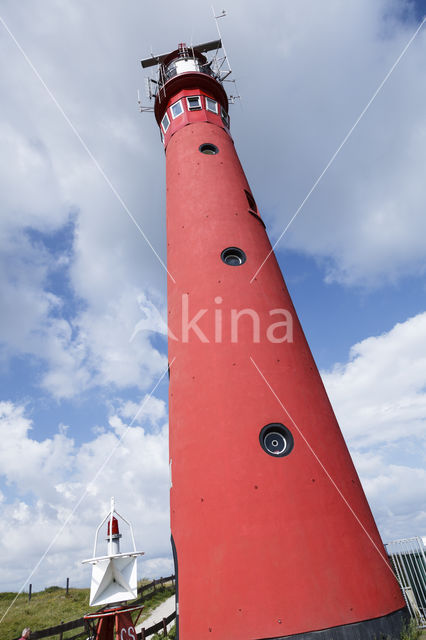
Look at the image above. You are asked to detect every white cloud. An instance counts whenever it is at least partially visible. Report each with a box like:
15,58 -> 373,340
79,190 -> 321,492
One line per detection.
0,224 -> 167,398
75,287 -> 167,393
0,123 -> 68,231
0,232 -> 57,355
322,312 -> 426,539
0,402 -> 74,498
323,312 -> 426,447
118,394 -> 167,427
36,286 -> 168,399
353,452 -> 426,543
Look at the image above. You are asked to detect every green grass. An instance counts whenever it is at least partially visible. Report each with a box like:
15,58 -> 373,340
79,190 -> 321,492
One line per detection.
400,618 -> 422,640
0,581 -> 175,640
0,587 -> 90,640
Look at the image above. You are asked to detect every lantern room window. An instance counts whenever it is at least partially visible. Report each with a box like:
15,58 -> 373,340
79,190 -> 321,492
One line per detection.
187,96 -> 202,111
161,112 -> 170,132
171,100 -> 184,119
206,97 -> 218,114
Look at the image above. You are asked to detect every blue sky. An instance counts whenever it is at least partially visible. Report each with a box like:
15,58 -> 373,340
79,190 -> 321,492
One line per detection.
0,0 -> 425,603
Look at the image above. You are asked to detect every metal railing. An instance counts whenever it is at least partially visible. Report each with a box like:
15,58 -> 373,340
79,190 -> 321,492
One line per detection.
386,536 -> 426,628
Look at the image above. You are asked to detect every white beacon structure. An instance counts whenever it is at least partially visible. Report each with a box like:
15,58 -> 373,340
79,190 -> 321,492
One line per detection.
82,497 -> 144,607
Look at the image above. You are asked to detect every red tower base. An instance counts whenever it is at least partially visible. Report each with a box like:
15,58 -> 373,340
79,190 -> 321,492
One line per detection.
172,536 -> 408,639
259,607 -> 408,640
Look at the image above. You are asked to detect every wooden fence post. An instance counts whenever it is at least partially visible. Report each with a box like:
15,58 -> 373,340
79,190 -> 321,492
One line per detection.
162,617 -> 168,635
28,584 -> 32,602
59,621 -> 64,640
66,577 -> 69,596
140,628 -> 146,639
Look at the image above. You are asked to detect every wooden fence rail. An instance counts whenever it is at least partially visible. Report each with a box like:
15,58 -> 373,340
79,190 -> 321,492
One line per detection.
12,576 -> 175,640
25,617 -> 88,640
139,610 -> 176,640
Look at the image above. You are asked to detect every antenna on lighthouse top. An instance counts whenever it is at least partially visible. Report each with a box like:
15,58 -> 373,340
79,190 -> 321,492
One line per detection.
82,497 -> 144,607
211,6 -> 240,103
210,7 -> 231,81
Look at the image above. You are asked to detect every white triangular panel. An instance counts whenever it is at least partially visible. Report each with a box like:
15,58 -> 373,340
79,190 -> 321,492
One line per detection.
89,556 -> 138,606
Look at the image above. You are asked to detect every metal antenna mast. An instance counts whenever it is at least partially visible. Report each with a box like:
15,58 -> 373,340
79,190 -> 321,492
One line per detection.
211,6 -> 240,103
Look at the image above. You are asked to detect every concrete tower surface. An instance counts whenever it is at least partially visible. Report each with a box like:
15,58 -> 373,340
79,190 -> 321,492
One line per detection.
141,42 -> 407,640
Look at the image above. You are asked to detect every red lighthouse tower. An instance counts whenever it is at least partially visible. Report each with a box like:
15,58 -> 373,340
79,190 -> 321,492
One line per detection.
141,41 -> 407,639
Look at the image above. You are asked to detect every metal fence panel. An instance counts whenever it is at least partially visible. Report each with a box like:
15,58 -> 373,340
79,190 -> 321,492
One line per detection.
386,536 -> 426,628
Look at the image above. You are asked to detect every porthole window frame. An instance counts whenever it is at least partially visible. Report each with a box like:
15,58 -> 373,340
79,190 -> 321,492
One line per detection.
170,100 -> 184,119
259,423 -> 294,458
221,246 -> 247,266
206,97 -> 218,114
187,95 -> 202,111
161,112 -> 170,133
199,143 -> 219,155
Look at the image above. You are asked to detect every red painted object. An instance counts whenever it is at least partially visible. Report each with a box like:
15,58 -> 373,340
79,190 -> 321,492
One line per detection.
107,516 -> 120,537
143,44 -> 407,639
114,611 -> 136,640
85,606 -> 140,640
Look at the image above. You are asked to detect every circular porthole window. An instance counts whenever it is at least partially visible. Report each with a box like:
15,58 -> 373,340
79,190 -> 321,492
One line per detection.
221,247 -> 246,266
259,423 -> 294,457
199,143 -> 219,155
